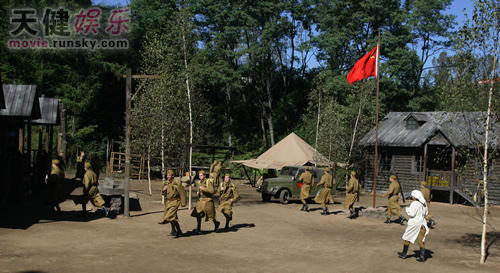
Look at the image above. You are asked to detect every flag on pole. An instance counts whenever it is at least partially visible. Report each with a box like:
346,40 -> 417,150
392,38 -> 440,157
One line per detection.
347,46 -> 378,84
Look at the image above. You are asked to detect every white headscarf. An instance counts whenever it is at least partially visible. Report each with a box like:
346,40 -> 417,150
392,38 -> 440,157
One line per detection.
411,190 -> 426,204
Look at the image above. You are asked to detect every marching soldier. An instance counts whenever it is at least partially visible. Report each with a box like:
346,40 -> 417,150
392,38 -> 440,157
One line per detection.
420,181 -> 436,228
314,167 -> 335,215
47,159 -> 64,213
74,150 -> 86,183
55,150 -> 66,172
74,162 -> 109,217
383,175 -> 406,224
213,161 -> 222,186
218,173 -> 239,230
192,170 -> 220,233
299,166 -> 314,212
209,160 -> 218,179
344,171 -> 360,219
158,170 -> 186,238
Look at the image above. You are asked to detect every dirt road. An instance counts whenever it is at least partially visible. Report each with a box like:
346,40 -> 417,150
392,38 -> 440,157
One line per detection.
1,178 -> 499,272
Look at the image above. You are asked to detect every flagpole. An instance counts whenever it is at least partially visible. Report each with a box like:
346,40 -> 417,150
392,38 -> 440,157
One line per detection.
373,28 -> 381,208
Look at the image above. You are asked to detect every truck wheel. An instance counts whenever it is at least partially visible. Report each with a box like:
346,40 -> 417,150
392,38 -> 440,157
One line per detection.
262,193 -> 272,202
279,190 -> 290,204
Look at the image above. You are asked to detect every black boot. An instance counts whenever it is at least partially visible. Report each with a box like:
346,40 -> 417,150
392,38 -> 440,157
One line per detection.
169,223 -> 176,236
347,210 -> 355,219
320,209 -> 329,215
398,244 -> 409,259
305,205 -> 309,212
300,204 -> 305,211
428,219 -> 436,228
214,220 -> 220,232
174,222 -> 183,238
384,218 -> 391,224
193,218 -> 202,234
398,216 -> 407,225
416,248 -> 426,263
224,218 -> 230,230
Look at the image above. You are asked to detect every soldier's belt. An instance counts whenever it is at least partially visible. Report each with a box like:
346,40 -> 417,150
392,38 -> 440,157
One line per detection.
325,187 -> 332,189
221,198 -> 231,201
166,197 -> 179,201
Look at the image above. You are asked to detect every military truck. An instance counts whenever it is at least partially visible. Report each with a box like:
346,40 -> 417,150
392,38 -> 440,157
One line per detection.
256,166 -> 335,204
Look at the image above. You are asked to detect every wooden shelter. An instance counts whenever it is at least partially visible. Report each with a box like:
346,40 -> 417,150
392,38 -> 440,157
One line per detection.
0,84 -> 41,206
31,97 -> 61,188
359,112 -> 500,205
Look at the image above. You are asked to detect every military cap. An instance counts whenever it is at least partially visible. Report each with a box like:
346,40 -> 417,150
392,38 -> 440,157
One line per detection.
305,166 -> 309,170
225,173 -> 230,177
421,181 -> 427,186
325,167 -> 330,172
52,159 -> 60,165
199,170 -> 206,174
351,171 -> 356,176
167,170 -> 174,175
84,162 -> 92,169
390,175 -> 397,180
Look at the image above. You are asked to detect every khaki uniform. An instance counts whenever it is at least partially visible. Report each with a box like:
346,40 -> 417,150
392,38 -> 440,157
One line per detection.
420,186 -> 433,221
209,162 -> 217,178
196,178 -> 216,221
48,166 -> 64,206
344,177 -> 359,210
383,180 -> 401,218
213,164 -> 222,184
314,173 -> 334,210
299,170 -> 313,205
218,181 -> 239,221
160,178 -> 187,223
77,169 -> 105,208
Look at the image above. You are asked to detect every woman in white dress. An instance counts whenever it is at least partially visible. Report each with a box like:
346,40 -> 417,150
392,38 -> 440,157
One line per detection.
398,190 -> 429,262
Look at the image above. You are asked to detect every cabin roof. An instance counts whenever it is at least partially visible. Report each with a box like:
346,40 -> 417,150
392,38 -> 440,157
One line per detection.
31,97 -> 59,125
0,84 -> 41,119
358,112 -> 498,148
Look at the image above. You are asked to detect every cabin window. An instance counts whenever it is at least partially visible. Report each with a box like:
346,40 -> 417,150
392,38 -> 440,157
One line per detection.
413,155 -> 424,173
378,154 -> 393,172
406,118 -> 418,129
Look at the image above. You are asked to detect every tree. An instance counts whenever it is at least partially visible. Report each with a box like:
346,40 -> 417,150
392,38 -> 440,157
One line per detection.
453,0 -> 499,264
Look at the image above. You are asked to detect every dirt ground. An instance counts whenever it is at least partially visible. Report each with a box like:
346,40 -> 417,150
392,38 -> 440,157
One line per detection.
1,176 -> 499,273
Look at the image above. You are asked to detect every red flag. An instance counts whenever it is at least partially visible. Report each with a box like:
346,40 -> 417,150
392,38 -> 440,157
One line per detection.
347,46 -> 377,84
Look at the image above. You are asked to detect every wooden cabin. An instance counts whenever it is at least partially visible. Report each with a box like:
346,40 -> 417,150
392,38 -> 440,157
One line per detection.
0,85 -> 41,206
359,112 -> 500,205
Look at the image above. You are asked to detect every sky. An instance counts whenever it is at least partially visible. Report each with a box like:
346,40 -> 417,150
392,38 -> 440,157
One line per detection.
94,0 -> 476,68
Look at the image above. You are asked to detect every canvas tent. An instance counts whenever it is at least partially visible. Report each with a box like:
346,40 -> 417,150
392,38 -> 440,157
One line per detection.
233,132 -> 332,170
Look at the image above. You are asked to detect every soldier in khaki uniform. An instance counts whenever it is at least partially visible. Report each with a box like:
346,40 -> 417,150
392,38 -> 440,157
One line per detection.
192,170 -> 220,233
218,173 -> 239,230
299,166 -> 314,212
382,175 -> 406,224
74,162 -> 109,217
314,167 -> 335,215
213,161 -> 222,186
209,160 -> 218,179
420,181 -> 435,228
47,159 -> 64,213
159,170 -> 187,237
344,171 -> 360,219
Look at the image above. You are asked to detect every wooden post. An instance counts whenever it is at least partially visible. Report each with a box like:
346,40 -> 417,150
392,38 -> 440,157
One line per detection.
372,28 -> 381,208
57,102 -> 67,162
124,68 -> 132,217
450,147 -> 456,205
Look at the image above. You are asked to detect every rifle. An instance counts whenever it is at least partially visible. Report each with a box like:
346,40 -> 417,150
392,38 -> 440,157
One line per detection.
395,172 -> 405,203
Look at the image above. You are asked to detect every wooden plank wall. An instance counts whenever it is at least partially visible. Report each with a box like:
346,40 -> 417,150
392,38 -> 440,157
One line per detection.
363,154 -> 421,198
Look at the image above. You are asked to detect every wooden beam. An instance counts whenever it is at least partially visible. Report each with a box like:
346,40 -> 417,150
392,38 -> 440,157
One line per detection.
122,74 -> 161,79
